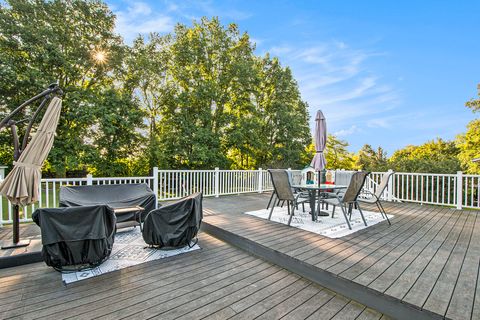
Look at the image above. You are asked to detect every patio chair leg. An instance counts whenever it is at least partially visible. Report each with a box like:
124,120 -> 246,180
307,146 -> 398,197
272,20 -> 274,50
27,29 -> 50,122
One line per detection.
356,202 -> 368,226
268,202 -> 275,220
378,201 -> 391,225
348,204 -> 353,221
332,205 -> 336,218
302,202 -> 305,212
287,201 -> 294,226
266,191 -> 276,209
280,200 -> 285,208
340,204 -> 352,230
375,202 -> 386,219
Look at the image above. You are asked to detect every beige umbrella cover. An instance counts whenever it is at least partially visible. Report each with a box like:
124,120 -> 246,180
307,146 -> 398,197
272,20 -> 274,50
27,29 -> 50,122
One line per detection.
0,97 -> 62,206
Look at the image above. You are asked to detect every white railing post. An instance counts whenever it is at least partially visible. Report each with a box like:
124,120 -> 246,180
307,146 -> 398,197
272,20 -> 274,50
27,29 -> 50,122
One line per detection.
258,168 -> 263,193
387,169 -> 394,202
456,171 -> 463,210
153,167 -> 159,208
215,167 -> 220,198
87,174 -> 93,186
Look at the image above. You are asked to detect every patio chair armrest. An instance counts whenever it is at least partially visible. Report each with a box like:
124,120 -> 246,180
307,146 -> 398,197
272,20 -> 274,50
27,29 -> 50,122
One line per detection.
361,189 -> 379,200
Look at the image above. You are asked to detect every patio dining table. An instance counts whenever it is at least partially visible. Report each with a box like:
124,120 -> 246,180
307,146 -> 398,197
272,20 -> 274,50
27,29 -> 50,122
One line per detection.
292,184 -> 347,221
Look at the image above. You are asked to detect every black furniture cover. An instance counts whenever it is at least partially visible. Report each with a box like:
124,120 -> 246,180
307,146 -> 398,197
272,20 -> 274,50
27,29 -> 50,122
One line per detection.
142,192 -> 203,248
32,205 -> 116,270
59,183 -> 156,223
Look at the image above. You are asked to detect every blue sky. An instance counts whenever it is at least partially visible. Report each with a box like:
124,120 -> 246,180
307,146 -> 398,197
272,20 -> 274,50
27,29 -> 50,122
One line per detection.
108,0 -> 480,155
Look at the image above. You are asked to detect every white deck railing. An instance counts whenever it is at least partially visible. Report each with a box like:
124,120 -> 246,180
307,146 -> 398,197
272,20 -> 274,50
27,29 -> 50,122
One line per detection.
0,168 -> 478,225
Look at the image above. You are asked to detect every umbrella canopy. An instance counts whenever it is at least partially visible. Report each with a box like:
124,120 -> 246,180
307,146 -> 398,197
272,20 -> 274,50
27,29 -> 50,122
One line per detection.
0,97 -> 62,206
310,110 -> 327,171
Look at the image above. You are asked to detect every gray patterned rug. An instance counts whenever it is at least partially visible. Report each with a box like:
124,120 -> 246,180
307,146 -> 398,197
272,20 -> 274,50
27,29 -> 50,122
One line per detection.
245,205 -> 393,238
61,227 -> 200,284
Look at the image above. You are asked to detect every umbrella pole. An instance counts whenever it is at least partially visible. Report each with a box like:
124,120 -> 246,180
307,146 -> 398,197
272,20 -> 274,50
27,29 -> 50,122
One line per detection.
1,205 -> 30,249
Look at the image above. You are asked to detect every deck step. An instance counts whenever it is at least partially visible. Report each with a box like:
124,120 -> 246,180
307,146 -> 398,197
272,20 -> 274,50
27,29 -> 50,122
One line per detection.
201,220 -> 444,320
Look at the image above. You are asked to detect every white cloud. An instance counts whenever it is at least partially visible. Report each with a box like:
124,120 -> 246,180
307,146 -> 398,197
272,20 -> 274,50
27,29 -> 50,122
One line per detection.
367,118 -> 390,128
334,125 -> 360,137
113,1 -> 174,43
266,41 -> 400,136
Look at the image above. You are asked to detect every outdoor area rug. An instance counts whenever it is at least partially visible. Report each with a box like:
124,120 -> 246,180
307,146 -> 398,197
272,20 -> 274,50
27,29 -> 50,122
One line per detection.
245,205 -> 393,238
61,227 -> 200,284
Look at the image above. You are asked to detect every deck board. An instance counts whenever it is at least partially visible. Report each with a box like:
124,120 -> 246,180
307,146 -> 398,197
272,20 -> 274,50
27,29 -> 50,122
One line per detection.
384,208 -> 468,299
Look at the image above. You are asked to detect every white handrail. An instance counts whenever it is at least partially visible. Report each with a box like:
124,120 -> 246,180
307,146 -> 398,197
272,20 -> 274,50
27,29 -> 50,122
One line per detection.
1,168 -> 478,225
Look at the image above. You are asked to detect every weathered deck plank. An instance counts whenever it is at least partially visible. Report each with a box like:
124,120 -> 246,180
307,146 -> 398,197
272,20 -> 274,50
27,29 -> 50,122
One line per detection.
446,211 -> 480,320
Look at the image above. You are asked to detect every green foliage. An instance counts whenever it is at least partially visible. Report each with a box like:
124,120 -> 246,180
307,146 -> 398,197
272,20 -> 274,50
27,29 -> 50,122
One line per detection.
389,139 -> 461,173
457,95 -> 480,174
356,144 -> 388,172
323,135 -> 355,169
465,84 -> 480,112
456,120 -> 480,174
0,3 -> 312,175
129,18 -> 311,170
252,56 -> 311,169
0,0 -> 144,176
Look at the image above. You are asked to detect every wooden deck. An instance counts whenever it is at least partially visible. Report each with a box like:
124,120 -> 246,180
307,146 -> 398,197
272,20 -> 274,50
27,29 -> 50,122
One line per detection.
1,193 -> 478,319
0,231 -> 385,320
201,193 -> 480,320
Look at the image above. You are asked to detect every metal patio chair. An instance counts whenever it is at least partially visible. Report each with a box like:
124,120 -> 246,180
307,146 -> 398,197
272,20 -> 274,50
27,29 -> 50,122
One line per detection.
323,171 -> 370,230
358,171 -> 394,225
268,169 -> 309,226
266,170 -> 307,211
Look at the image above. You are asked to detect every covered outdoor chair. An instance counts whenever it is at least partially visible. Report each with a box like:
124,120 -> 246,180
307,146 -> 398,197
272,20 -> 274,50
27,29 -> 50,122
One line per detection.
59,183 -> 156,229
32,205 -> 116,271
268,169 -> 309,226
358,171 -> 394,225
323,171 -> 370,230
142,192 -> 203,249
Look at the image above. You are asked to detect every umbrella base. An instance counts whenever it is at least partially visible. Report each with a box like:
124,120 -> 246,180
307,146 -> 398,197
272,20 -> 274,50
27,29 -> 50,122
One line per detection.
1,239 -> 30,250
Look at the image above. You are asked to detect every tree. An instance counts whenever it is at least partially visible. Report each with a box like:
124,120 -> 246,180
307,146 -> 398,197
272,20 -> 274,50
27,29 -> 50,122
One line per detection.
126,34 -> 174,170
85,89 -> 146,176
1,4 -> 313,174
156,18 -> 250,169
389,139 -> 461,173
0,0 -> 142,176
356,144 -> 388,171
456,120 -> 480,174
457,85 -> 480,173
132,18 -> 311,170
253,55 -> 311,168
465,84 -> 480,112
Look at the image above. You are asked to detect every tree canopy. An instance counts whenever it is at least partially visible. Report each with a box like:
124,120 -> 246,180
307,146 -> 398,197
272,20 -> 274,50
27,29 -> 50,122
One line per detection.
0,1 -> 311,176
388,139 -> 461,173
456,84 -> 480,174
1,1 -> 477,177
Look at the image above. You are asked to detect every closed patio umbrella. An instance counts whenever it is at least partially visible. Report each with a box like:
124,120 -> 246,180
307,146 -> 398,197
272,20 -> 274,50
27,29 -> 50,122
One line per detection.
310,110 -> 327,179
0,96 -> 62,248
